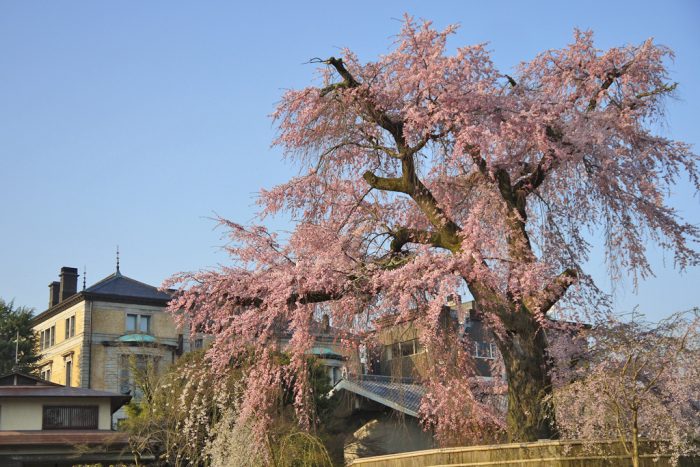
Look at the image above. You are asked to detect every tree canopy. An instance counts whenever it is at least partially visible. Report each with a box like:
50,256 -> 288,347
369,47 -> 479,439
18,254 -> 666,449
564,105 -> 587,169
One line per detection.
167,17 -> 699,444
552,309 -> 700,466
0,298 -> 39,375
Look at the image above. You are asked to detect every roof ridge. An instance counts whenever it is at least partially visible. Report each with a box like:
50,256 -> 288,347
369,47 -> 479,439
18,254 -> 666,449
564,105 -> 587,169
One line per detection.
115,274 -> 163,291
84,272 -> 120,291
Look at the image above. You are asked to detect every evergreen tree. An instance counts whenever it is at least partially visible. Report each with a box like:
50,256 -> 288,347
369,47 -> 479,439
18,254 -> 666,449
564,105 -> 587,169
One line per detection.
0,299 -> 39,375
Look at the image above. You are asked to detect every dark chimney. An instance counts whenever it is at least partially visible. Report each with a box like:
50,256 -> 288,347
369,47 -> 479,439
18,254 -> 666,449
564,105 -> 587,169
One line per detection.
59,267 -> 79,302
48,281 -> 61,308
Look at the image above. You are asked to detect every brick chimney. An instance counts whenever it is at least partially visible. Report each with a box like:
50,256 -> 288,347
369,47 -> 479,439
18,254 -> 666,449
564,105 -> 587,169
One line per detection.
48,281 -> 61,308
59,267 -> 79,302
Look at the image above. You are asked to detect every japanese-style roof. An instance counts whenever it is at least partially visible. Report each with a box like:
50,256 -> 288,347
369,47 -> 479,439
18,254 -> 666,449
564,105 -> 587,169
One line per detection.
0,378 -> 131,413
85,271 -> 172,301
331,375 -> 425,417
0,371 -> 62,387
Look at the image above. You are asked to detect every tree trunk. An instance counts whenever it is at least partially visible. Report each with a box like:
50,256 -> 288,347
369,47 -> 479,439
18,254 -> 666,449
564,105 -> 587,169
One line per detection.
496,305 -> 558,441
631,408 -> 640,467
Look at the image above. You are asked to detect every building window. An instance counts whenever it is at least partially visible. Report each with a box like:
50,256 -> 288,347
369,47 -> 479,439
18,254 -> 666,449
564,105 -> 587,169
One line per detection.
65,359 -> 73,387
41,365 -> 52,381
194,338 -> 203,349
119,355 -> 131,394
126,314 -> 151,334
120,354 -> 160,398
474,341 -> 497,359
43,406 -> 98,430
65,315 -> 76,339
139,315 -> 150,333
40,325 -> 56,350
386,339 -> 423,360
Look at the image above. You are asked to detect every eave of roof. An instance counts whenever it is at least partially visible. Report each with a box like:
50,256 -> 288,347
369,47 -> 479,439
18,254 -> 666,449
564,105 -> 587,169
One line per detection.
32,272 -> 174,325
0,386 -> 131,413
0,430 -> 129,447
0,371 -> 62,387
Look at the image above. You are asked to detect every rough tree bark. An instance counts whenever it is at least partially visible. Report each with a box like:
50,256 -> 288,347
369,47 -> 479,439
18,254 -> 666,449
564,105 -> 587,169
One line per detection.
497,305 -> 558,441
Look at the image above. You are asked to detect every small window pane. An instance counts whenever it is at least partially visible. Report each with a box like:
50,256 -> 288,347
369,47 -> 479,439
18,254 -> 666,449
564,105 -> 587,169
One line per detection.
384,345 -> 392,361
139,315 -> 150,333
126,314 -> 137,332
391,343 -> 400,359
65,361 -> 72,387
401,340 -> 414,357
415,340 -> 424,353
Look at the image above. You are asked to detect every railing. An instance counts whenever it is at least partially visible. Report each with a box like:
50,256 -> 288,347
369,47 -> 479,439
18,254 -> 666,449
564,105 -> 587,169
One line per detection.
346,373 -> 417,385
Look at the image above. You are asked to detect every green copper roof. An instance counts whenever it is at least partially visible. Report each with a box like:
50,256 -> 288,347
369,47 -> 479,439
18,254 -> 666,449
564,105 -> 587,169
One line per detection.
118,334 -> 157,343
309,346 -> 343,358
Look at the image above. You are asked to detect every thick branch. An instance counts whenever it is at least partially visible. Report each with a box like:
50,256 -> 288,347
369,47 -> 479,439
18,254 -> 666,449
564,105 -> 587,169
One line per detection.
587,62 -> 632,112
363,171 -> 408,193
524,268 -> 578,314
390,227 -> 446,252
321,56 -> 463,252
230,290 -> 343,309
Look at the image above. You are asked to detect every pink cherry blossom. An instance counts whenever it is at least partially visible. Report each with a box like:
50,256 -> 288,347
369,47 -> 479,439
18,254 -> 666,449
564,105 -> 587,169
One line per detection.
166,15 -> 698,448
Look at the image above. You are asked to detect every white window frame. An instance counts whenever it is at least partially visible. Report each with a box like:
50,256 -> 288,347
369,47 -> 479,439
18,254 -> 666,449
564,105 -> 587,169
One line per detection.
474,341 -> 497,359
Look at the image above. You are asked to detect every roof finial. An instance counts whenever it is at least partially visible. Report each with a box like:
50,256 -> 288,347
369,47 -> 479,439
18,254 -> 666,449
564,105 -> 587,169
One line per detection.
116,245 -> 121,275
83,265 -> 87,291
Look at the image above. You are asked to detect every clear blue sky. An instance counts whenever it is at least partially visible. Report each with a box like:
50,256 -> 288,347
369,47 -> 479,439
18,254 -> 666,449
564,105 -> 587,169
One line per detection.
1,1 -> 698,320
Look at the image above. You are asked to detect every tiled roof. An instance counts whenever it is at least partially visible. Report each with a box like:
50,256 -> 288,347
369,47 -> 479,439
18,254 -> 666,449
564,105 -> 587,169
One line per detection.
332,375 -> 426,417
85,271 -> 172,301
0,371 -> 62,387
33,270 -> 173,324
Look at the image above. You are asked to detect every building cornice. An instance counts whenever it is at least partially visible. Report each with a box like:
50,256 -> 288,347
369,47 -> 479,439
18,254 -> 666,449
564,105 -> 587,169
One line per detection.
32,292 -> 171,325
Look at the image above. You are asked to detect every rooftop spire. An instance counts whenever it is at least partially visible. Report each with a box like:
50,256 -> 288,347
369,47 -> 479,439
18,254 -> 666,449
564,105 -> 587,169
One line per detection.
116,245 -> 121,276
83,265 -> 87,291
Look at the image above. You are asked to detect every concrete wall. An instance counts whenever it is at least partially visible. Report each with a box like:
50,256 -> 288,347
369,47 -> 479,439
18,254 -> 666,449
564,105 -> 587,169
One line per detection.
0,397 -> 112,430
348,440 -> 695,467
344,417 -> 435,464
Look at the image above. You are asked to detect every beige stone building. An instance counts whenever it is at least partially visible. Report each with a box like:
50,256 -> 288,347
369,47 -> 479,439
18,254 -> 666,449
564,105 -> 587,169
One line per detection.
31,265 -> 195,423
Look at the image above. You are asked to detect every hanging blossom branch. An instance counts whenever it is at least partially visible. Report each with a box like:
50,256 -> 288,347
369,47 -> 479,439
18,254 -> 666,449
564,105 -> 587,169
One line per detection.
167,16 -> 699,447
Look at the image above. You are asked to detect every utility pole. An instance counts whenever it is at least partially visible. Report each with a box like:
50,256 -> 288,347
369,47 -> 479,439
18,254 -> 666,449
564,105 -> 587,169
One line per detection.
11,330 -> 20,373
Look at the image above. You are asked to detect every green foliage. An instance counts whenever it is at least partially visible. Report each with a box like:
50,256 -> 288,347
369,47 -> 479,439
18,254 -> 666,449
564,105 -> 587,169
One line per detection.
274,431 -> 333,467
120,350 -> 242,466
0,298 -> 39,375
122,347 -> 344,466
